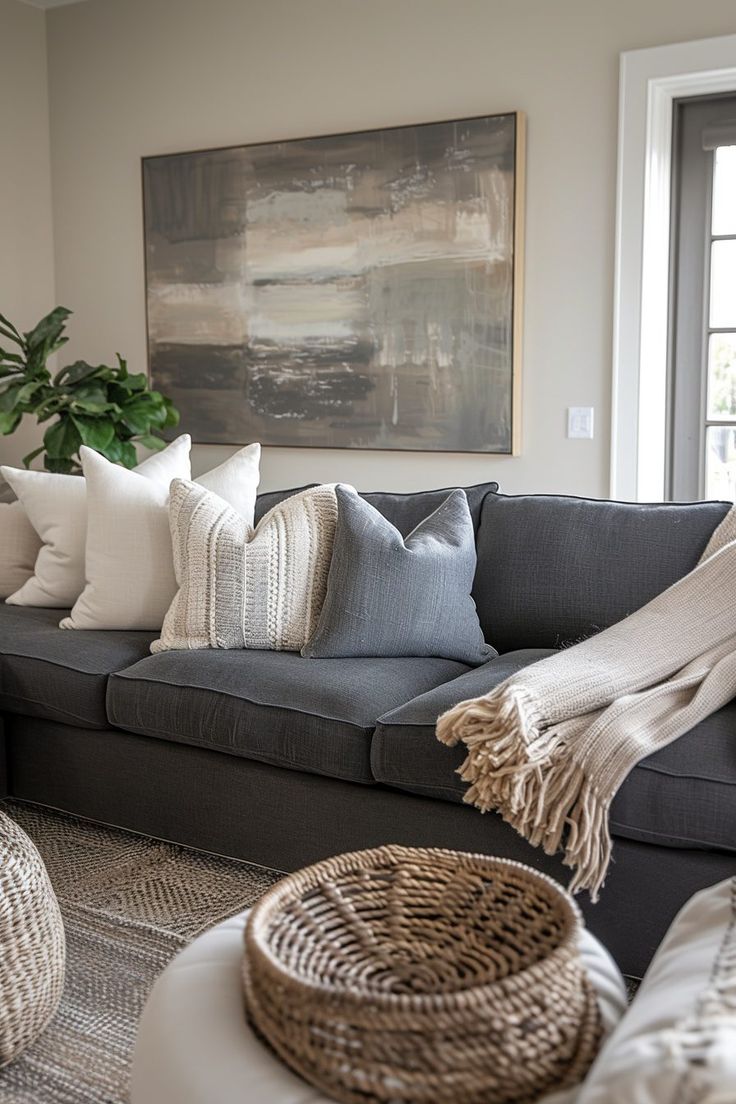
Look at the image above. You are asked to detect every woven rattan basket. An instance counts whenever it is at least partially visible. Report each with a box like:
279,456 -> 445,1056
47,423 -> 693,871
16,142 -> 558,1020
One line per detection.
243,845 -> 602,1104
0,809 -> 66,1066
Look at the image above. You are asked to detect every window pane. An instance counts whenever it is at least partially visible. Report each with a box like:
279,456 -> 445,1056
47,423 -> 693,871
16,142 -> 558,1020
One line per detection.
707,333 -> 736,419
706,425 -> 736,500
712,145 -> 736,236
710,240 -> 736,328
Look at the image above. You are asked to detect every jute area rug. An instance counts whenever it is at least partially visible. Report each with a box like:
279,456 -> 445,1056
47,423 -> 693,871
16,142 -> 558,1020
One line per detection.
0,800 -> 282,1104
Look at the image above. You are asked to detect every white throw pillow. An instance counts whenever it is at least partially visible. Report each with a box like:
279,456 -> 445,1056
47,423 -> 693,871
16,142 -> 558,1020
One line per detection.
575,877 -> 736,1104
195,443 -> 261,521
0,501 -> 43,599
2,435 -> 192,608
151,480 -> 338,653
62,443 -> 261,631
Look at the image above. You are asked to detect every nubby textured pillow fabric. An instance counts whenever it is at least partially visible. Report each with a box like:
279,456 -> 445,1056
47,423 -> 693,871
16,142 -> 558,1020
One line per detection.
303,485 -> 493,664
60,442 -> 261,632
1,434 -> 192,608
152,481 -> 339,653
0,502 -> 42,599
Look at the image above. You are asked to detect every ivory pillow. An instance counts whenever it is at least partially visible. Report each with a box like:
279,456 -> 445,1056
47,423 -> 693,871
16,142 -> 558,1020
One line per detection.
61,443 -> 261,631
2,434 -> 192,608
152,481 -> 339,653
0,501 -> 43,599
575,876 -> 736,1103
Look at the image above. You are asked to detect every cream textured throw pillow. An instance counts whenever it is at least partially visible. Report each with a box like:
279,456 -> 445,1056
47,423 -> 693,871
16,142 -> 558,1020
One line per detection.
0,502 -> 43,599
61,443 -> 261,631
151,481 -> 339,653
1,434 -> 192,607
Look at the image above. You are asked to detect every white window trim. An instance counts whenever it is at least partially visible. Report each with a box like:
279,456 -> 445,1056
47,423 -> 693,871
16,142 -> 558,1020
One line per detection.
611,34 -> 736,501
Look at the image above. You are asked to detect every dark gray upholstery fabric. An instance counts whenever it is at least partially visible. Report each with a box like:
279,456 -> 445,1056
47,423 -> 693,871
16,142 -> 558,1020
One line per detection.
374,646 -> 736,854
304,487 -> 493,664
9,716 -> 736,976
362,481 -> 498,537
373,649 -> 555,800
609,701 -> 736,853
0,476 -> 15,504
473,493 -> 731,651
254,480 -> 498,533
107,649 -> 468,784
0,605 -> 156,728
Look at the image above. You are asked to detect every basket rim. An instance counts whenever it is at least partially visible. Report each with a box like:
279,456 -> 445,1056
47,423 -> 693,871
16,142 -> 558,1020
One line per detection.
244,844 -> 583,1011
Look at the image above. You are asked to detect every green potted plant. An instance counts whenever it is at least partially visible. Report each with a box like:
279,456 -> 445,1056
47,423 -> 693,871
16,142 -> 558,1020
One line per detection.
0,307 -> 179,473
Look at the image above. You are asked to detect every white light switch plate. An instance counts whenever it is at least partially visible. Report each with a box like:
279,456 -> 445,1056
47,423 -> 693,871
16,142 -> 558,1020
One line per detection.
567,406 -> 594,439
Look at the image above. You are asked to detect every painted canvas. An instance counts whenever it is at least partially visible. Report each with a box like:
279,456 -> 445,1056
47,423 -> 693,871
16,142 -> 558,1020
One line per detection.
143,112 -> 523,452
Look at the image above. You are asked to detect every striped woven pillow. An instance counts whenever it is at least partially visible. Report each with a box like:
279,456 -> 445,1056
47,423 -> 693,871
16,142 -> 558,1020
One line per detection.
152,481 -> 339,653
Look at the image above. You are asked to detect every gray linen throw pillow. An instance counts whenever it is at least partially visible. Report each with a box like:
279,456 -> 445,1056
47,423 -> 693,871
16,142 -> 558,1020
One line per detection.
303,485 -> 494,665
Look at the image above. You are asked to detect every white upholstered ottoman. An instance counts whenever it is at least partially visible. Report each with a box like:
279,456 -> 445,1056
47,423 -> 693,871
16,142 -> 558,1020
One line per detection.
130,910 -> 627,1104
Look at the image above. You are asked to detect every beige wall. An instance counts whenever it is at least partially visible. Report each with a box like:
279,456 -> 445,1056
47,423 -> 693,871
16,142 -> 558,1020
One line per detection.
8,0 -> 736,492
0,0 -> 55,468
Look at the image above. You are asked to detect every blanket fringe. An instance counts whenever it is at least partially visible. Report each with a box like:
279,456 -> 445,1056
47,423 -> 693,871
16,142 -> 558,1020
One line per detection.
437,686 -> 611,900
463,746 -> 611,901
436,682 -> 552,765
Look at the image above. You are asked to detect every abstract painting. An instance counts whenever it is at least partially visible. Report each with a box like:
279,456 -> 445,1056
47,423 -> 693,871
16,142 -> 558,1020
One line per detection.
142,112 -> 524,452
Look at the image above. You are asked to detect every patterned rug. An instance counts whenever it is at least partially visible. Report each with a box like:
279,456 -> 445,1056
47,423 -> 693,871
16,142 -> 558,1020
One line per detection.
0,800 -> 282,1104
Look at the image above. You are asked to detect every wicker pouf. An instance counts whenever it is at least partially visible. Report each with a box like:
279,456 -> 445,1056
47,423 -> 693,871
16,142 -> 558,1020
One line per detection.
0,809 -> 65,1066
243,846 -> 603,1104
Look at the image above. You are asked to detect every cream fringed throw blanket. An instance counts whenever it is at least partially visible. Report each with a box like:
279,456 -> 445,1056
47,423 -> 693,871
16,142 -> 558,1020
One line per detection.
437,508 -> 736,900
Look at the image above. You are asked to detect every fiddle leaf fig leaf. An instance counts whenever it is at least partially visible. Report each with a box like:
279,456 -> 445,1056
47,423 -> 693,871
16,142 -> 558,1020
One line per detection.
70,415 -> 116,452
0,410 -> 22,435
44,417 -> 82,459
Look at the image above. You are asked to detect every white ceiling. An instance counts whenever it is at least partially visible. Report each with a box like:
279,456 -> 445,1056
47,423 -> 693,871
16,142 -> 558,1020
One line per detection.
16,0 -> 90,9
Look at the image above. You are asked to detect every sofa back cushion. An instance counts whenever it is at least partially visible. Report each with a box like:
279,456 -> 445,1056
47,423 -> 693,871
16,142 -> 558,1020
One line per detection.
473,493 -> 731,652
255,481 -> 499,534
362,482 -> 498,537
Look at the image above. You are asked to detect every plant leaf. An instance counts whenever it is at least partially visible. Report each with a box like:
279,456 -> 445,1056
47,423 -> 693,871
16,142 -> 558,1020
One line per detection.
0,349 -> 24,366
16,380 -> 45,405
43,417 -> 82,459
163,399 -> 180,428
0,383 -> 24,412
0,312 -> 24,348
120,394 -> 165,434
101,437 -> 137,468
22,445 -> 45,469
0,410 -> 22,435
119,440 -> 138,468
136,433 -> 166,451
54,359 -> 106,387
24,307 -> 72,354
44,456 -> 77,474
70,414 -> 116,452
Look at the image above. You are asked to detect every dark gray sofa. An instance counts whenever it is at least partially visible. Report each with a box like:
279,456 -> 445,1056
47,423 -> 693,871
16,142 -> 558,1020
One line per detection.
1,481 -> 735,978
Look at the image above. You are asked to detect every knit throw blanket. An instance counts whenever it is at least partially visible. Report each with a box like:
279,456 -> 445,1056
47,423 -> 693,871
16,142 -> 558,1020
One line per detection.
437,508 -> 736,900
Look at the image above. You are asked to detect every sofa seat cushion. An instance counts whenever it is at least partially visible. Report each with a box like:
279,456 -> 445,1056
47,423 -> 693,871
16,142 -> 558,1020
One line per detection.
107,651 -> 469,785
0,604 -> 157,728
372,649 -> 555,801
609,702 -> 736,853
374,648 -> 736,853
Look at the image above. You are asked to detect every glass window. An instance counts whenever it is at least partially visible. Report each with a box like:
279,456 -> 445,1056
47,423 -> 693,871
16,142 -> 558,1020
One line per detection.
712,145 -> 736,236
669,98 -> 736,502
709,238 -> 736,329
